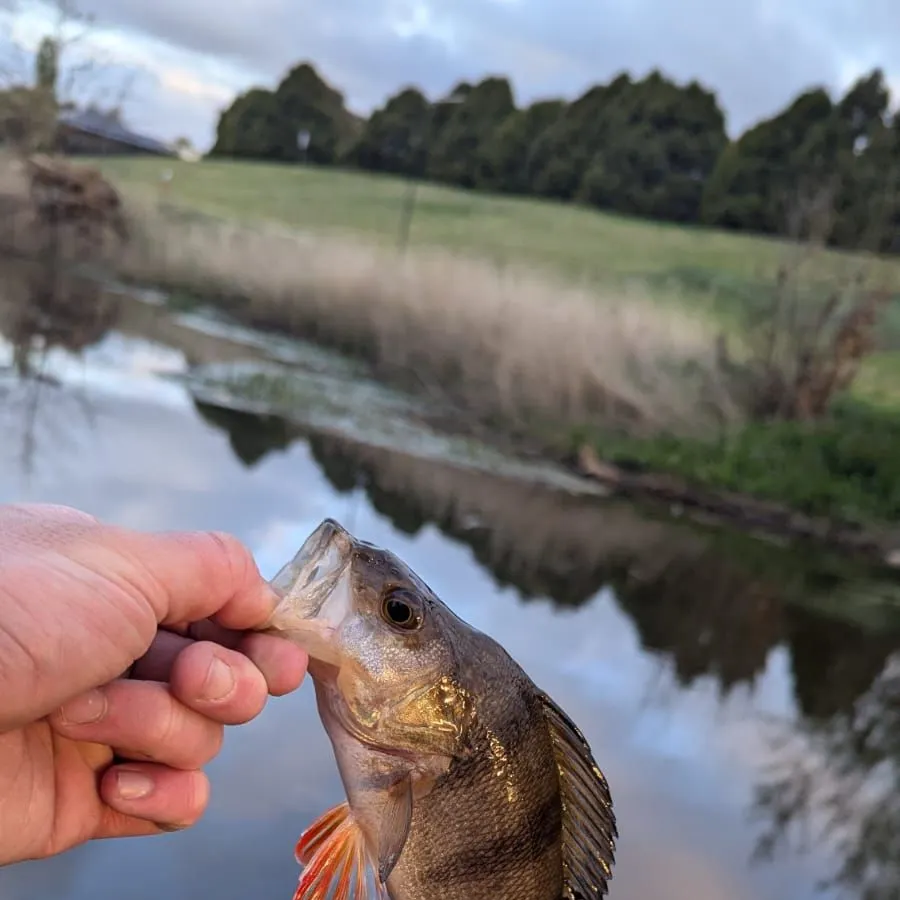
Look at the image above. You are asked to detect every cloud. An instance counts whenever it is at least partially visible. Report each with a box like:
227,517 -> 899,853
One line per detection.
6,0 -> 900,149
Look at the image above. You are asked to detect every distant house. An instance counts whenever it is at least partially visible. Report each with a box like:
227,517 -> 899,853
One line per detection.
56,108 -> 176,157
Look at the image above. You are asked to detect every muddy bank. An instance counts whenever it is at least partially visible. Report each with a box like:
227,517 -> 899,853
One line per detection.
571,444 -> 900,571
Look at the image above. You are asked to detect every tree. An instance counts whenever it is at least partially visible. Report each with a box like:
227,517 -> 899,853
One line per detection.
578,73 -> 728,222
425,77 -> 516,188
210,61 -> 361,164
700,70 -> 898,250
0,0 -> 140,155
475,99 -> 565,193
826,70 -> 895,251
209,88 -> 285,160
35,36 -> 58,95
203,56 -> 900,252
346,87 -> 432,176
526,75 -> 632,200
273,62 -> 361,164
701,87 -> 836,235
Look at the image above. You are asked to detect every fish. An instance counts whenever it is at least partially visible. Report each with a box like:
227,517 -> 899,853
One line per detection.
261,518 -> 617,900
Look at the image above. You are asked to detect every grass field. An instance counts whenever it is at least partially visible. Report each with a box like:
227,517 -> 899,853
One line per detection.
65,155 -> 900,530
91,156 -> 900,288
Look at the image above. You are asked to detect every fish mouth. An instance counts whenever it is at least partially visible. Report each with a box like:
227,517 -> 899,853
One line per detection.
261,518 -> 355,666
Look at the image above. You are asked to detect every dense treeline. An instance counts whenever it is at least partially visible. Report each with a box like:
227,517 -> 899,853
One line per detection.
210,62 -> 900,252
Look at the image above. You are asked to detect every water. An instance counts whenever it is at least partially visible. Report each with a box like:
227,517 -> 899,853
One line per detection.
1,256 -> 900,900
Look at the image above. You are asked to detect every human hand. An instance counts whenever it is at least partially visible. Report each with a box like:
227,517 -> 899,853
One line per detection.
0,503 -> 308,867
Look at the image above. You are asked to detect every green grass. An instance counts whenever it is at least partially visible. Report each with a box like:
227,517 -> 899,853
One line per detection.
590,398 -> 900,526
854,353 -> 900,409
91,156 -> 900,288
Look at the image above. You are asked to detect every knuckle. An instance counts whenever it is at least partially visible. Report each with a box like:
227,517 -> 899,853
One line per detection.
191,530 -> 258,611
200,722 -> 225,765
204,531 -> 249,583
155,692 -> 183,750
156,694 -> 222,768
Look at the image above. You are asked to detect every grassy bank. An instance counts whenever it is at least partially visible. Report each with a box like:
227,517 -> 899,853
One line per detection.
581,398 -> 900,528
4,155 -> 900,545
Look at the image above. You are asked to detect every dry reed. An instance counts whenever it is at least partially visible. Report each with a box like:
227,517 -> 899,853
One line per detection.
116,200 -> 743,437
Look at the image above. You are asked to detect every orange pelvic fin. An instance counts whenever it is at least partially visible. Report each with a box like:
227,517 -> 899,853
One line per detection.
293,805 -> 386,900
295,802 -> 351,865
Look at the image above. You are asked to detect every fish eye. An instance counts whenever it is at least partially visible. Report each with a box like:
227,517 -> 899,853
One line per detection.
381,589 -> 423,631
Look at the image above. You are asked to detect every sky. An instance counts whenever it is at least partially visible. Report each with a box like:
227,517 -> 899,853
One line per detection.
2,0 -> 900,152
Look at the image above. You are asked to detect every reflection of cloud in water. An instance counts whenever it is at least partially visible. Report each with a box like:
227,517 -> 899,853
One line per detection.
0,369 -> 96,486
0,287 -> 195,489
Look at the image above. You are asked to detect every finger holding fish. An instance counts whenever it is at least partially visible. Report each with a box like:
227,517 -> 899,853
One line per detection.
132,623 -> 308,698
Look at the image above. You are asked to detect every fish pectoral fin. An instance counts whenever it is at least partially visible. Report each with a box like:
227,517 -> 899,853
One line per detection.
375,775 -> 414,885
538,690 -> 618,899
293,804 -> 377,900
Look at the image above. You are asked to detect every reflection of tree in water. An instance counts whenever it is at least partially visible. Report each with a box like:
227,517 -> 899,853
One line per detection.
197,392 -> 900,897
305,432 -> 622,606
751,652 -> 900,900
0,255 -> 118,477
0,257 -> 119,375
619,550 -> 900,897
192,401 -> 296,468
613,548 -> 785,695
619,548 -> 900,897
787,606 -> 900,721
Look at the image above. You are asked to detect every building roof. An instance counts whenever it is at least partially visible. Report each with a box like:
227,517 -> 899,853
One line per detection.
59,108 -> 176,156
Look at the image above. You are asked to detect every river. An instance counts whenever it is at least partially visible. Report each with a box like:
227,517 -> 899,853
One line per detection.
1,255 -> 899,900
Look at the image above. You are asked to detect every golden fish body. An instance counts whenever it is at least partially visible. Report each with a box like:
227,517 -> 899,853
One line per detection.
263,519 -> 617,900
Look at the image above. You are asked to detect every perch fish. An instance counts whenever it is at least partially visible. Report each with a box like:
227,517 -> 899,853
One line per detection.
261,518 -> 617,900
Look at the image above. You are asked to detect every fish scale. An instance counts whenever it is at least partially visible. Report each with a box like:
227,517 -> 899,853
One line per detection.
260,518 -> 617,900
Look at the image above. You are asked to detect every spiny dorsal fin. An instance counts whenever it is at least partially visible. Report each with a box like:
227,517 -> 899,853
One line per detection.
537,690 -> 617,899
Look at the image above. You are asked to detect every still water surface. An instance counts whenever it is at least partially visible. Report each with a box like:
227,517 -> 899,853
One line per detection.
1,258 -> 899,900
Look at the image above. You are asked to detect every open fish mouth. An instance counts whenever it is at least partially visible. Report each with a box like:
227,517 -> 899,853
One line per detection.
262,518 -> 355,666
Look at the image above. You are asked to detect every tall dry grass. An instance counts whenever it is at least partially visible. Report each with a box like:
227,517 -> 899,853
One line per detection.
115,200 -> 743,438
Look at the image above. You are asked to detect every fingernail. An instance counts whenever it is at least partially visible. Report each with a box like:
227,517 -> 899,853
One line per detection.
116,769 -> 154,800
59,689 -> 107,725
201,655 -> 235,702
